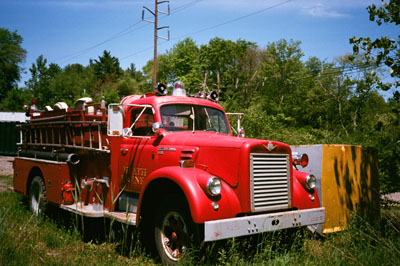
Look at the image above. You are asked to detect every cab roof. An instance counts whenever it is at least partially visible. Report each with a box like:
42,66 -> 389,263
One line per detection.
120,94 -> 225,111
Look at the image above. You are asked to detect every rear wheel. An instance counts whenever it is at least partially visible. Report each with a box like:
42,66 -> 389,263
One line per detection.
29,176 -> 47,215
154,195 -> 198,264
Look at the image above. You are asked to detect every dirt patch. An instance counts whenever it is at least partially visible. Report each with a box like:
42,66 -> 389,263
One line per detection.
0,156 -> 14,176
0,156 -> 14,192
382,192 -> 400,205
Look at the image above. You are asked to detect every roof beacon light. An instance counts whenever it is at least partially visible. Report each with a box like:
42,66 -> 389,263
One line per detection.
172,80 -> 186,97
155,82 -> 168,96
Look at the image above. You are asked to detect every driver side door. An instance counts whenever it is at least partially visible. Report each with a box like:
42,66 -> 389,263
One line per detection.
118,107 -> 157,193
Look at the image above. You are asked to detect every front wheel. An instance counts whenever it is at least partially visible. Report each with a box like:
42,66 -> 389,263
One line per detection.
29,176 -> 47,215
154,195 -> 198,264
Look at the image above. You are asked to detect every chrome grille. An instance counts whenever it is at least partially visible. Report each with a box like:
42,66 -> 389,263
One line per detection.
250,153 -> 290,212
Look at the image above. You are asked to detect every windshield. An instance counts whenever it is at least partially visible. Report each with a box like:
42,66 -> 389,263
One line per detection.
160,104 -> 230,134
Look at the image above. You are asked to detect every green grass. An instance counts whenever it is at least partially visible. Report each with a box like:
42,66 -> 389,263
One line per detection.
1,173 -> 400,265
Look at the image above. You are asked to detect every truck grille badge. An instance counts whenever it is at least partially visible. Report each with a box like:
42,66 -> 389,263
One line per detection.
264,142 -> 277,152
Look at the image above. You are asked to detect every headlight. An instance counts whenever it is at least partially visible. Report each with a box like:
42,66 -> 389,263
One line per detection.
207,176 -> 222,196
306,174 -> 316,190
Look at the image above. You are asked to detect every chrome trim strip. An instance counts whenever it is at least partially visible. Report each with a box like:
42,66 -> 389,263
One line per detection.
204,207 -> 325,241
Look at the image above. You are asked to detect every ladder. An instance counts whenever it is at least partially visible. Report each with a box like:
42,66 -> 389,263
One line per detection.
19,118 -> 109,153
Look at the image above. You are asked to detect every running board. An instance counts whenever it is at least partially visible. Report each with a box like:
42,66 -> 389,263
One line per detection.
60,203 -> 137,225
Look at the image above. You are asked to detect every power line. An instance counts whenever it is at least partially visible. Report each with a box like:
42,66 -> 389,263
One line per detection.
53,0 -> 203,65
308,63 -> 382,80
54,20 -> 143,64
121,0 -> 293,61
171,0 -> 204,14
170,0 -> 292,41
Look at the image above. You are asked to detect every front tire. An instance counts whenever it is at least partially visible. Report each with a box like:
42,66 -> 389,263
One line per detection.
154,195 -> 197,264
29,176 -> 47,215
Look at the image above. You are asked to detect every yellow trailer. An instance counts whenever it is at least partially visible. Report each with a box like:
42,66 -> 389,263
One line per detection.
291,144 -> 380,234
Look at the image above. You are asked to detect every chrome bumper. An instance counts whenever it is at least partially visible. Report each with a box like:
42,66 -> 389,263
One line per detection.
204,207 -> 325,241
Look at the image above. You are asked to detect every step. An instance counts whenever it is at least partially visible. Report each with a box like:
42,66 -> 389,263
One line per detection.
60,203 -> 137,225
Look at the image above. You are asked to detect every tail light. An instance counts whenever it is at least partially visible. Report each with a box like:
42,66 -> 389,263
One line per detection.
62,183 -> 74,205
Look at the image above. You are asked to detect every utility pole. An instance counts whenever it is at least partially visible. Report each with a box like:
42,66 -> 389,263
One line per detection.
142,1 -> 170,88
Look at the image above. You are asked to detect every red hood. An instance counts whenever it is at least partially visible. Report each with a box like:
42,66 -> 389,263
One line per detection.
158,131 -> 291,187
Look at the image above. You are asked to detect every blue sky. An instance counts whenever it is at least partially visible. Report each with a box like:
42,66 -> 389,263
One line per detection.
0,0 -> 398,86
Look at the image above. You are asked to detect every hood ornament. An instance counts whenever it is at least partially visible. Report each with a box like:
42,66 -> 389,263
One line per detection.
264,141 -> 277,152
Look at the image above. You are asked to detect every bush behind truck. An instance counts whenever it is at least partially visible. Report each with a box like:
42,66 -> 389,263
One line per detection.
13,81 -> 325,264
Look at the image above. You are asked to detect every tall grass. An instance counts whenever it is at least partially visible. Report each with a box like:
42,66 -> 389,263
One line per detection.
0,179 -> 155,265
1,173 -> 399,265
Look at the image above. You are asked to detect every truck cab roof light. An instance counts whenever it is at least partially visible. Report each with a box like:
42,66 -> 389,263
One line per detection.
172,81 -> 186,97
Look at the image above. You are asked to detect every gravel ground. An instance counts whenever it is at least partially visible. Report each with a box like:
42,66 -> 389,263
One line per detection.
0,156 -> 14,192
382,192 -> 400,203
0,156 -> 14,176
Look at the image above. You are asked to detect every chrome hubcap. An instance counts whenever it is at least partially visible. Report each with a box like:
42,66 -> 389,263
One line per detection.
31,184 -> 40,215
160,211 -> 188,261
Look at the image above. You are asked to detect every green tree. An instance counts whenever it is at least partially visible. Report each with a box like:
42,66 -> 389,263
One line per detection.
259,39 -> 305,121
227,45 -> 264,110
116,70 -> 147,98
350,0 -> 399,89
92,50 -> 122,83
25,55 -> 61,108
0,28 -> 27,101
365,91 -> 400,193
90,50 -> 123,101
47,63 -> 95,106
0,86 -> 32,111
144,38 -> 202,92
199,38 -> 255,101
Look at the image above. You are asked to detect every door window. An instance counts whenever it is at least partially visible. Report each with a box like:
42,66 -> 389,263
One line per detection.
130,108 -> 155,136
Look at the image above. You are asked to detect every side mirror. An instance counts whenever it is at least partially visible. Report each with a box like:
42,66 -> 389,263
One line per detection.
239,128 -> 245,138
152,122 -> 164,136
107,104 -> 123,136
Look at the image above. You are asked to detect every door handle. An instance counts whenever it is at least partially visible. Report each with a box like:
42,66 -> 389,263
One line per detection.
121,148 -> 129,155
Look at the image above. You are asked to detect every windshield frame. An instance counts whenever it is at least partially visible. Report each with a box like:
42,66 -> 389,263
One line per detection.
159,103 -> 232,135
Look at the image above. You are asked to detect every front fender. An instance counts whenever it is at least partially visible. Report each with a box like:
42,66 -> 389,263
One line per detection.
292,169 -> 321,210
138,166 -> 242,224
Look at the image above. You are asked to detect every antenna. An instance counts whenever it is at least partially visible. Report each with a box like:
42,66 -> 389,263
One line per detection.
142,1 -> 170,88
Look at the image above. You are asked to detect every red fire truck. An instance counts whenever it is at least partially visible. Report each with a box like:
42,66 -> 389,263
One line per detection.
13,81 -> 325,264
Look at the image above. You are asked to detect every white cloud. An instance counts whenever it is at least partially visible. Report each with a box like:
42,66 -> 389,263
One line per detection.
301,4 -> 348,18
193,0 -> 382,18
293,0 -> 382,18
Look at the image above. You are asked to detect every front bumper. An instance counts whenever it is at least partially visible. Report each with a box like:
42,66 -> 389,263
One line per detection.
204,207 -> 325,241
